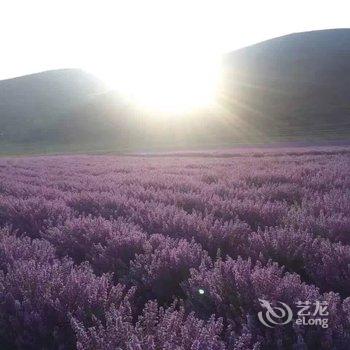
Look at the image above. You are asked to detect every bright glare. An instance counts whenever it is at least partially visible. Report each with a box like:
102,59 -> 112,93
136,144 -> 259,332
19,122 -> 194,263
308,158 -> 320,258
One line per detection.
96,52 -> 221,114
1,0 -> 349,113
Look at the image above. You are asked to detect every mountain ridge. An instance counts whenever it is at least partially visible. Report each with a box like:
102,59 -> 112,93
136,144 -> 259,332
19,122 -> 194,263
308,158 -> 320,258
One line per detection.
1,28 -> 350,153
220,28 -> 350,139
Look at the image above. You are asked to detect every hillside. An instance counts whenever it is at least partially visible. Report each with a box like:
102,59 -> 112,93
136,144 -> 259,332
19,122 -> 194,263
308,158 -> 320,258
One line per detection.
0,29 -> 350,154
221,28 -> 350,139
0,69 -> 106,143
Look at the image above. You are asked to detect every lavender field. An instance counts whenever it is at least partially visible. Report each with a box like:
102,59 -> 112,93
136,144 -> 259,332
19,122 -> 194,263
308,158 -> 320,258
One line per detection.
0,147 -> 349,349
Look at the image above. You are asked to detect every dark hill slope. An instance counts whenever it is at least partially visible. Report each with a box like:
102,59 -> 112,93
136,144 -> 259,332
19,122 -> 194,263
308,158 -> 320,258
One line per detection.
221,29 -> 350,139
0,69 -> 106,142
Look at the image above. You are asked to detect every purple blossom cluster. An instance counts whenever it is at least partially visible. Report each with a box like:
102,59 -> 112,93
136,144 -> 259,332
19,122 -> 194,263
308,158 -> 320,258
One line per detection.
0,147 -> 349,349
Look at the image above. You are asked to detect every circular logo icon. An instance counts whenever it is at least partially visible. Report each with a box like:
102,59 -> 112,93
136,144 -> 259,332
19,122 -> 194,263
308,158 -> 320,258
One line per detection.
258,298 -> 293,328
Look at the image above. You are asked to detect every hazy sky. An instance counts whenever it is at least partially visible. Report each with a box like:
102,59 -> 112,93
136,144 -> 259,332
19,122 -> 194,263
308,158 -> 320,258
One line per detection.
1,0 -> 349,83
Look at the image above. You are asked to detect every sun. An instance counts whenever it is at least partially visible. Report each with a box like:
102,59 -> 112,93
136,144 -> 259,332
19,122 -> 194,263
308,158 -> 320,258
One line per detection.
92,51 -> 221,115
80,0 -> 227,115
83,0 -> 225,115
